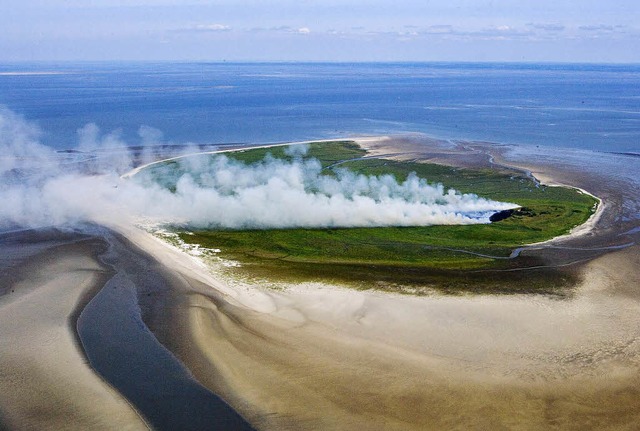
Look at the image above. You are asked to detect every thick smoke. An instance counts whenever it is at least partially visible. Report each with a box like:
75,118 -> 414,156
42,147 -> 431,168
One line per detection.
133,154 -> 517,229
0,106 -> 517,230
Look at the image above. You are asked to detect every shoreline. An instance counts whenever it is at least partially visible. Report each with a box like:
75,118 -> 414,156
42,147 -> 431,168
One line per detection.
76,228 -> 255,431
2,134 -> 639,430
356,135 -> 608,248
481,144 -> 605,247
111,135 -> 640,429
123,134 -> 602,250
0,229 -> 150,430
359,135 -> 639,260
0,226 -> 256,431
121,136 -> 386,179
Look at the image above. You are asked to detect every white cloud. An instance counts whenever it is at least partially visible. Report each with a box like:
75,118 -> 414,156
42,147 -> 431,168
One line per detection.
575,24 -> 629,40
578,24 -> 627,34
579,24 -> 615,32
527,23 -> 565,32
184,23 -> 232,32
246,25 -> 311,35
424,25 -> 454,34
2,0 -> 639,62
195,24 -> 231,31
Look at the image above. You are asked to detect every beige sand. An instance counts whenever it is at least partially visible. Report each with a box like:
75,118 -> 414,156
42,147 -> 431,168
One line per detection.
4,135 -> 634,430
0,236 -> 149,430
112,132 -> 640,429
117,219 -> 639,430
122,136 -> 384,179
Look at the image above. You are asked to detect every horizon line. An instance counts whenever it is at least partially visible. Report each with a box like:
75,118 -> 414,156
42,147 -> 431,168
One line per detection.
2,59 -> 640,66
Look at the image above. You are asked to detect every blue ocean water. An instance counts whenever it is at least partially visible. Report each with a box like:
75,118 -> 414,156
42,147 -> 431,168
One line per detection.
1,62 -> 639,153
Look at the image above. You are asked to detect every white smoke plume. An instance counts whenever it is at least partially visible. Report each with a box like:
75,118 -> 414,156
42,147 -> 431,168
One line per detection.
0,107 -> 58,178
0,106 -> 518,230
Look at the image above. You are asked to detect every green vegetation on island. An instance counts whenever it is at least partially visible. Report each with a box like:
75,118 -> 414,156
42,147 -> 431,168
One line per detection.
141,141 -> 597,294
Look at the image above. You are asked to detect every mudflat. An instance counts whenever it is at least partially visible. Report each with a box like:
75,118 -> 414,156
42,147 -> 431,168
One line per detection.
1,136 -> 639,430
0,229 -> 149,430
130,137 -> 640,429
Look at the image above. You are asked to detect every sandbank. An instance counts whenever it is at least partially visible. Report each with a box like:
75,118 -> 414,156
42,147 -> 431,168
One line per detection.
0,229 -> 149,430
2,134 -> 639,430
113,135 -> 640,429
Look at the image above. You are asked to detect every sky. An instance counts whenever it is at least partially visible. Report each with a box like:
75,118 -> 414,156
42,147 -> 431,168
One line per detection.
1,0 -> 639,63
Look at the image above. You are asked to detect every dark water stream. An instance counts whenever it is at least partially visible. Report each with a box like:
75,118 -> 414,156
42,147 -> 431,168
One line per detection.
76,230 -> 254,431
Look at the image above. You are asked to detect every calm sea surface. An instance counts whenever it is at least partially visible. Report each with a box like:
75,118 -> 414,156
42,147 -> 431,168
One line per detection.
1,62 -> 639,153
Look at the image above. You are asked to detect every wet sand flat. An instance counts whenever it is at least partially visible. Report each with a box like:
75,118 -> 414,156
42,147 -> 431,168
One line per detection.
1,136 -> 639,430
119,137 -> 640,430
0,227 -> 255,430
138,240 -> 640,430
0,230 -> 149,430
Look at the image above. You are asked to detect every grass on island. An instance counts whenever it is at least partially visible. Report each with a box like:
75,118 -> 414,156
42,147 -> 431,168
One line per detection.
140,141 -> 597,294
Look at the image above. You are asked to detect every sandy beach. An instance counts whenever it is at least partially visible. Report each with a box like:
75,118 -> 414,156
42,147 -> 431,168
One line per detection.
1,135 -> 639,430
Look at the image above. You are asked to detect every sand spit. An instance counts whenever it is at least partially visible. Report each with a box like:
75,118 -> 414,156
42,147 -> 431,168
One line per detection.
0,226 -> 256,431
154,255 -> 640,430
360,136 -> 638,260
122,136 -> 381,179
2,135 -> 639,430
106,136 -> 640,430
77,228 -> 255,431
0,229 -> 149,431
117,223 -> 640,430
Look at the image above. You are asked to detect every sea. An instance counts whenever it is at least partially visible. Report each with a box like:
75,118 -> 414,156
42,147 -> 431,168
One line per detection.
1,62 -> 639,154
